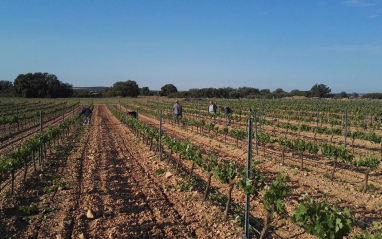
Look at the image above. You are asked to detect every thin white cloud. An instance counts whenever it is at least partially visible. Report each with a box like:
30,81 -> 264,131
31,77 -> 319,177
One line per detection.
342,0 -> 376,7
367,14 -> 378,18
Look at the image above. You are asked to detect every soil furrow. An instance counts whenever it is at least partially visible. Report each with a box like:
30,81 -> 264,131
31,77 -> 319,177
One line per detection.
127,106 -> 381,237
69,105 -> 197,238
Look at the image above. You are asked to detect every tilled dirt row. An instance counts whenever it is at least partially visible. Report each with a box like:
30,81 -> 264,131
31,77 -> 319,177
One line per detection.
71,104 -> 196,238
19,104 -> 241,239
127,106 -> 382,237
0,119 -> 84,238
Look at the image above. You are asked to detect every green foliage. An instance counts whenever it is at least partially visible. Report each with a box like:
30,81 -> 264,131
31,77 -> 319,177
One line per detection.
19,203 -> 38,215
320,143 -> 353,163
310,84 -> 331,98
213,159 -> 237,184
321,143 -> 336,158
336,145 -> 353,163
175,179 -> 194,192
154,169 -> 165,175
0,156 -> 11,178
262,173 -> 289,216
206,122 -> 215,131
43,180 -> 69,193
23,216 -> 36,224
365,132 -> 382,144
306,141 -> 319,154
4,114 -> 80,181
258,131 -> 273,146
221,126 -> 229,135
363,93 -> 382,99
292,194 -> 354,239
0,80 -> 12,91
299,124 -> 311,132
353,155 -> 380,170
277,137 -> 288,147
183,142 -> 200,162
13,72 -> 73,98
110,80 -> 140,97
160,84 -> 178,96
140,86 -> 150,96
352,221 -> 382,239
237,166 -> 265,199
229,128 -> 247,141
40,207 -> 55,214
203,154 -> 218,172
294,138 -> 306,152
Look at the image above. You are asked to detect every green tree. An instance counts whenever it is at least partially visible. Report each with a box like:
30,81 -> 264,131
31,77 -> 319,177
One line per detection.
13,72 -> 72,98
140,87 -> 150,95
160,84 -> 178,96
216,87 -> 235,98
310,84 -> 331,98
273,88 -> 287,98
100,87 -> 115,97
0,80 -> 13,91
259,89 -> 272,99
237,87 -> 260,97
112,80 -> 139,97
290,89 -> 311,97
351,92 -> 359,98
0,80 -> 13,96
228,90 -> 241,98
339,91 -> 348,98
363,93 -> 382,99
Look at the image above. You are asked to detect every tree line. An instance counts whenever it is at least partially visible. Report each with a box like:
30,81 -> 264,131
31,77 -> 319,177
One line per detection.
0,73 -> 72,98
160,83 -> 363,99
1,72 -> 378,99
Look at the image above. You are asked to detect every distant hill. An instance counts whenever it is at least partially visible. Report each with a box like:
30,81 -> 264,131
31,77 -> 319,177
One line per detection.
73,86 -> 108,92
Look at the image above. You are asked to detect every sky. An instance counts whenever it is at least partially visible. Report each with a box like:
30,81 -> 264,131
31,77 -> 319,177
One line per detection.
0,0 -> 381,93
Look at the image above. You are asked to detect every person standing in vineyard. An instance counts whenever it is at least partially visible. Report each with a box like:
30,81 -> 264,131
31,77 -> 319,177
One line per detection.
208,101 -> 217,114
208,101 -> 217,123
80,106 -> 93,125
221,106 -> 232,126
172,100 -> 182,126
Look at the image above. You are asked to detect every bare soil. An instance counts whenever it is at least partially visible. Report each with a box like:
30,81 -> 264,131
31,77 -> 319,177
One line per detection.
0,104 -> 244,238
126,104 -> 382,238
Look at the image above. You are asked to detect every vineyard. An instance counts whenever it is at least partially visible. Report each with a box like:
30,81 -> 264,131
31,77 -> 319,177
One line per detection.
0,97 -> 381,238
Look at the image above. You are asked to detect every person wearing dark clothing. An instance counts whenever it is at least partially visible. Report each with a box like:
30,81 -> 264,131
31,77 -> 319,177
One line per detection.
127,111 -> 138,119
80,106 -> 93,125
172,100 -> 182,125
221,106 -> 232,126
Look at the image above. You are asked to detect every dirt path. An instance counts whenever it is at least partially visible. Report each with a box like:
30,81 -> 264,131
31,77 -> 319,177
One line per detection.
11,104 -> 243,239
69,104 -> 196,238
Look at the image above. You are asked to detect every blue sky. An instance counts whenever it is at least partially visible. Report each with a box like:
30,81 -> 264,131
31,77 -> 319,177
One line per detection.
0,0 -> 381,93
